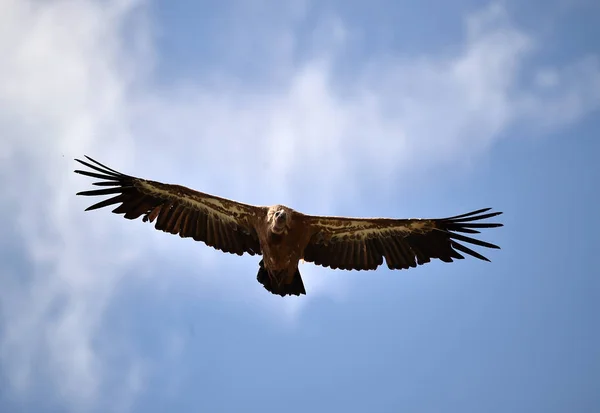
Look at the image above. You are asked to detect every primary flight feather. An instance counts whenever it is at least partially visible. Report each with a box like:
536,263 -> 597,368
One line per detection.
74,155 -> 503,297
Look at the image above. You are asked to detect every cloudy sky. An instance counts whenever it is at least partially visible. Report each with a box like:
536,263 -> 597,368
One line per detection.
1,0 -> 599,412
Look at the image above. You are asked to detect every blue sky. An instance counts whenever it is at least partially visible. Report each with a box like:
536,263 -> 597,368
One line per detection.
0,0 -> 599,412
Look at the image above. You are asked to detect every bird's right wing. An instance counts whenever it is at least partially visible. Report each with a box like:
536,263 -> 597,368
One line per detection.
74,155 -> 264,256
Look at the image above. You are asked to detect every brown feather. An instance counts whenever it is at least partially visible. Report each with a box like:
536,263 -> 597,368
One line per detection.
75,155 -> 503,297
74,155 -> 263,256
302,208 -> 503,272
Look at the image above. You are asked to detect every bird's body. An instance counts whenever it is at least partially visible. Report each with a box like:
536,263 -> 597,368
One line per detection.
74,156 -> 504,297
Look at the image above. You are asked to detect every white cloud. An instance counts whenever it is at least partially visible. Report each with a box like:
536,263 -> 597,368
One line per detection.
0,0 -> 598,411
0,0 -> 150,411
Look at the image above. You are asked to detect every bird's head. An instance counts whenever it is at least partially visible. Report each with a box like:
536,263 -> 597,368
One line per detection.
267,205 -> 291,235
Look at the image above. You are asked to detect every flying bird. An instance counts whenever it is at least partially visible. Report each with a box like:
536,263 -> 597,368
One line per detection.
74,155 -> 503,297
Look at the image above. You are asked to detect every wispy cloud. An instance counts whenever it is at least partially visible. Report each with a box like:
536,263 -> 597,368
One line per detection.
0,0 -> 598,411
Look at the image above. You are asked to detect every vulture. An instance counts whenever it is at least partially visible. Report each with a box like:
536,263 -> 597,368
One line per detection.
74,155 -> 503,297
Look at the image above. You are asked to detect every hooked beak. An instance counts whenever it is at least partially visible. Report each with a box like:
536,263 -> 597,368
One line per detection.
272,211 -> 288,233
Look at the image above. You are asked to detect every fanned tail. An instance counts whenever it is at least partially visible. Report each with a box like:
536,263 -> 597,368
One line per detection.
256,259 -> 306,297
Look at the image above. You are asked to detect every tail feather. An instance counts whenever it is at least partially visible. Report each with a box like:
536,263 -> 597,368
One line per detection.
256,259 -> 306,297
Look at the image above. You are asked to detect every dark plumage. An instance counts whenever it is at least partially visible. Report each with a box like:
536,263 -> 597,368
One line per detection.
75,155 -> 503,297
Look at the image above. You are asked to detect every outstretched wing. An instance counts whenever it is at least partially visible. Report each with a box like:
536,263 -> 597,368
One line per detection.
74,155 -> 263,256
302,208 -> 503,271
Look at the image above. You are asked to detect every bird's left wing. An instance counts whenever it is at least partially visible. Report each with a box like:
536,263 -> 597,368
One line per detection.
301,208 -> 503,271
74,155 -> 264,256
